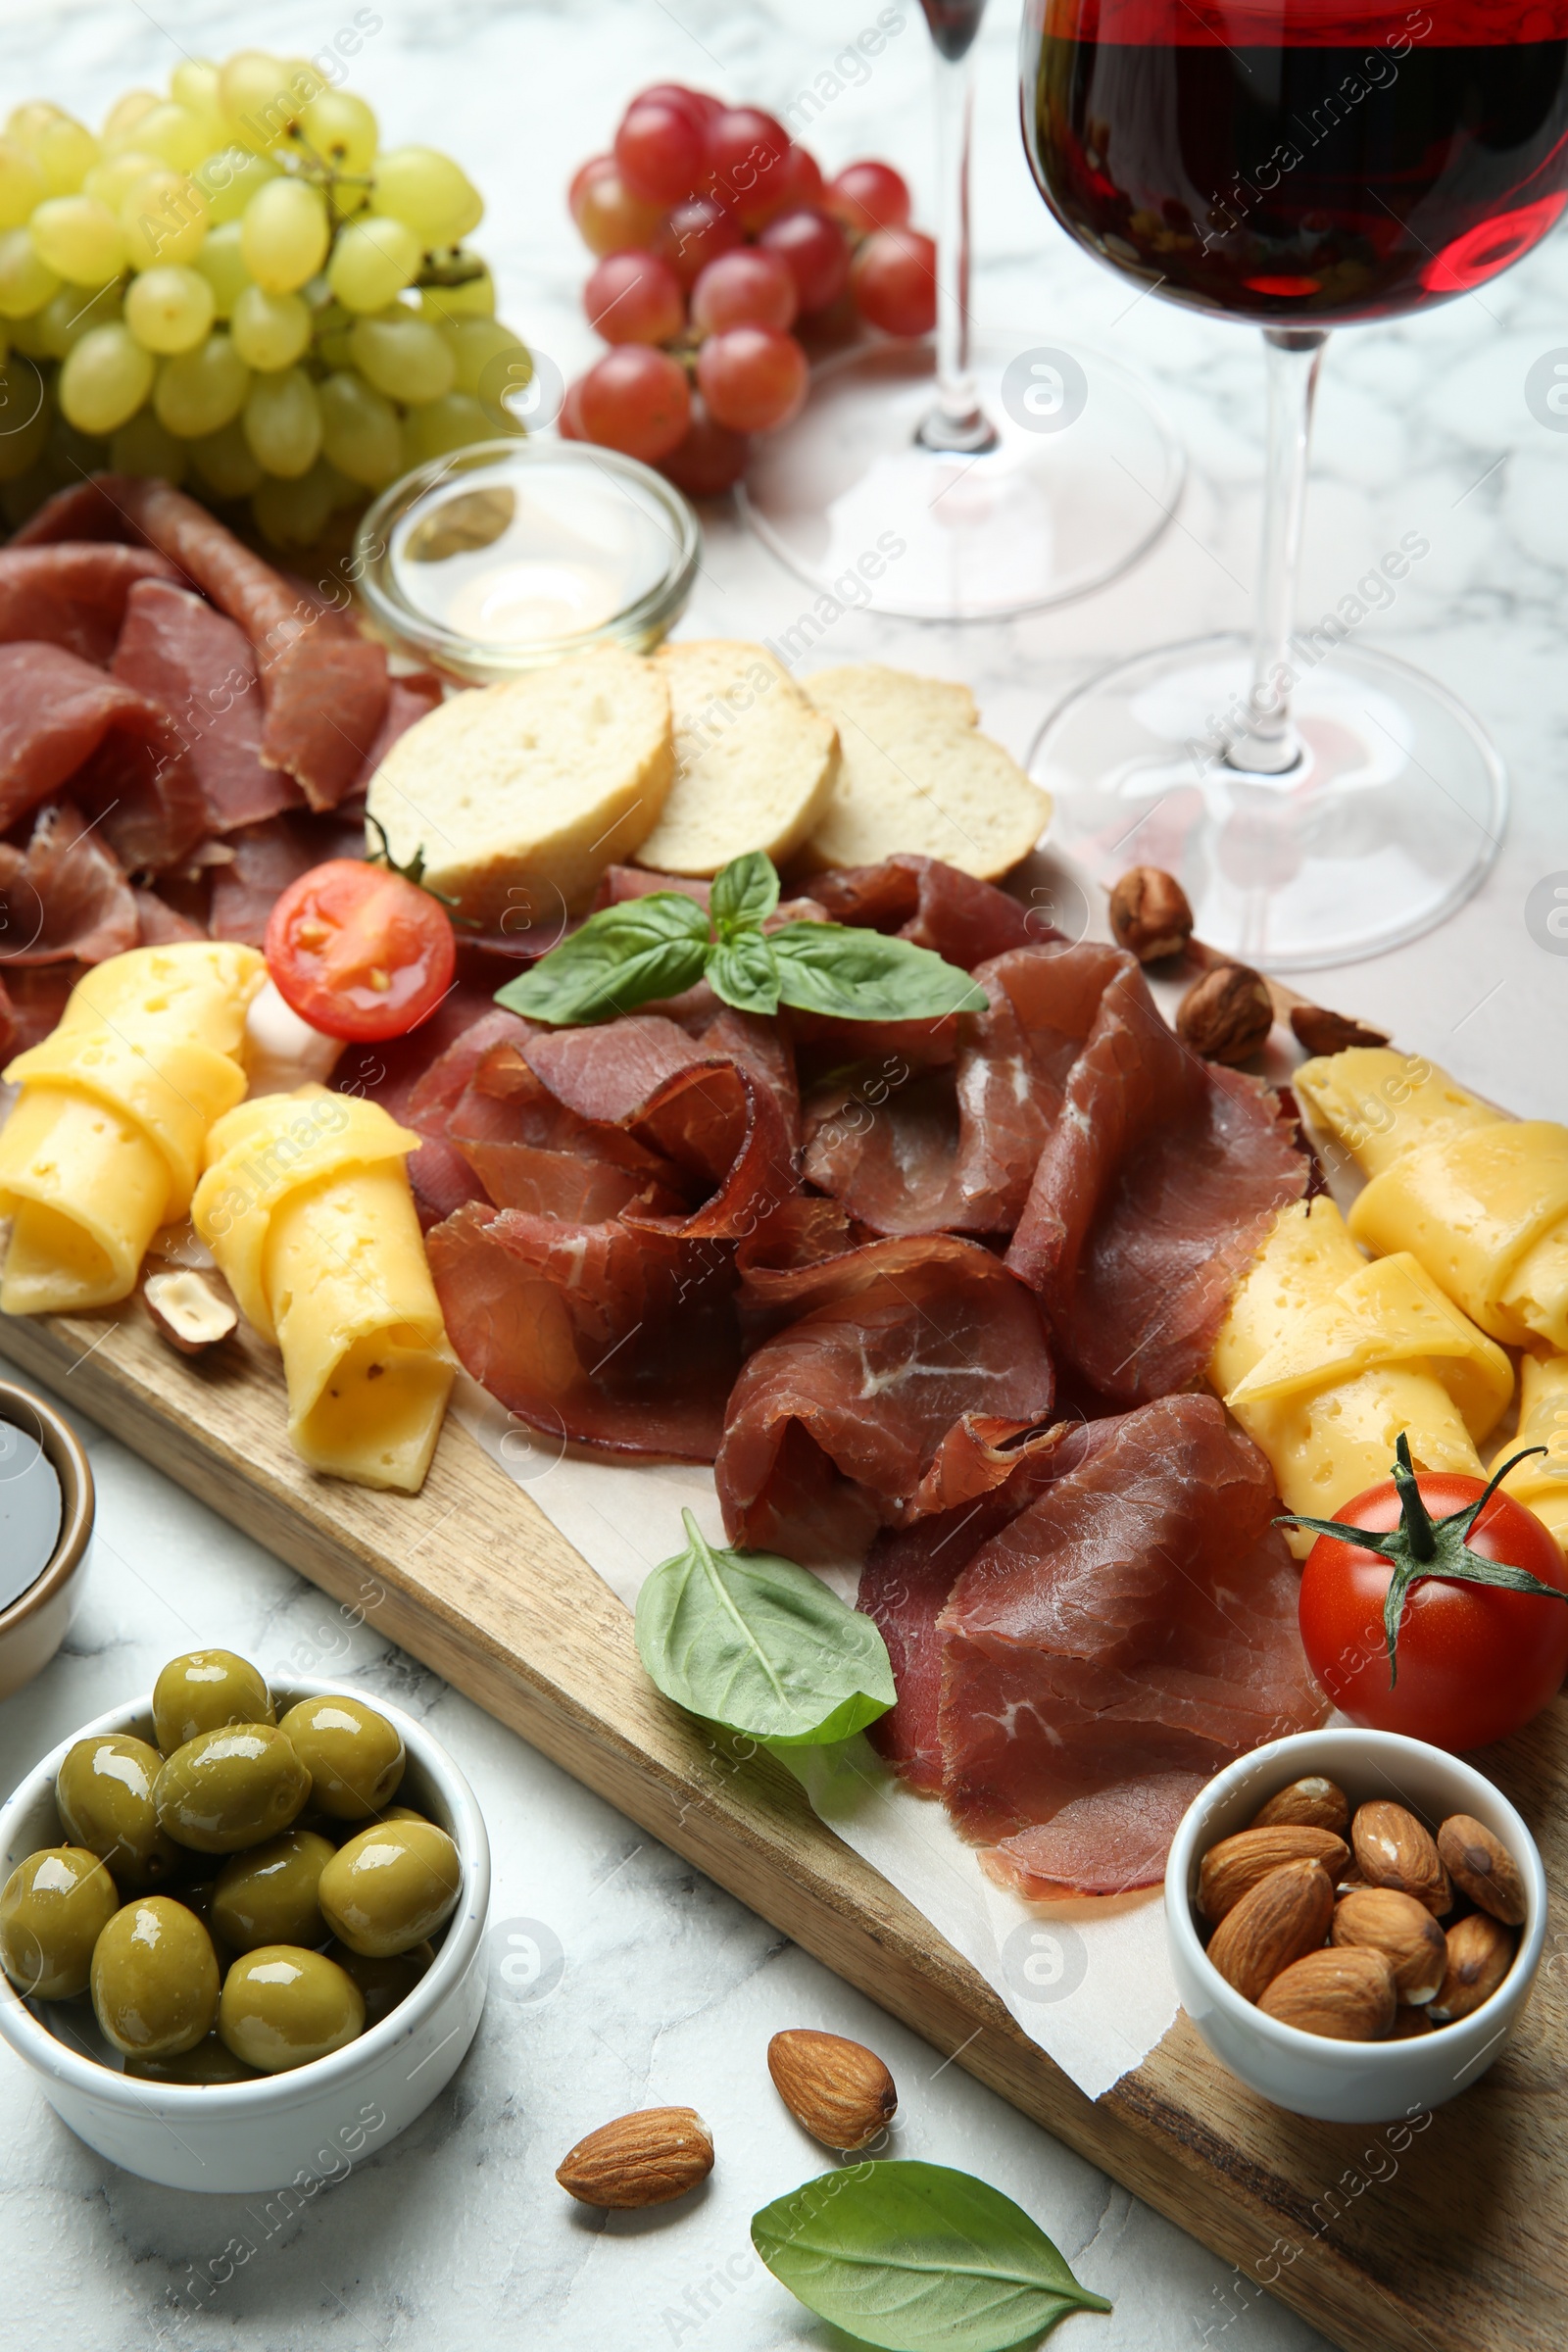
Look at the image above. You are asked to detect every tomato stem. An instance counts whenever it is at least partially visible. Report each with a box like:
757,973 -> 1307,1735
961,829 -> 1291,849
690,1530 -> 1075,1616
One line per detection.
1391,1433 -> 1437,1562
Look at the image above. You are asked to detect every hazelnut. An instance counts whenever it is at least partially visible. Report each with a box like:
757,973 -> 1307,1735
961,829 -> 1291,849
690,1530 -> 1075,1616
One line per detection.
1176,962 -> 1274,1064
142,1268 -> 238,1355
1108,866 -> 1194,963
1289,1004 -> 1391,1055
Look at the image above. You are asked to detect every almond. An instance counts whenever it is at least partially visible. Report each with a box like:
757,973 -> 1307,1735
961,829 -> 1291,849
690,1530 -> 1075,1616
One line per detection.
1351,1800 -> 1450,1915
1428,1912 -> 1516,2024
1259,1946 -> 1397,2040
1205,1859 -> 1336,2003
1249,1776 -> 1349,1835
1436,1815 -> 1526,1927
1331,1886 -> 1446,2004
767,2030 -> 897,2152
1197,1825 -> 1349,1922
555,2107 -> 713,2209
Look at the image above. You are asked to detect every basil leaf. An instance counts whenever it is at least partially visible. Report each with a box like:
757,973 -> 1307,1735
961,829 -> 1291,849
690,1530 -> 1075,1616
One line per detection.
752,2162 -> 1112,2352
635,1510 -> 895,1746
709,928 -> 780,1016
771,923 -> 990,1021
495,893 -> 710,1025
710,849 -> 779,935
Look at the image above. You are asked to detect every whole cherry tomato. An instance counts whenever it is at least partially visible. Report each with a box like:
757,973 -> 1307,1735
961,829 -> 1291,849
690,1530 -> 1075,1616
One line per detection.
1293,1436 -> 1568,1751
265,859 -> 455,1043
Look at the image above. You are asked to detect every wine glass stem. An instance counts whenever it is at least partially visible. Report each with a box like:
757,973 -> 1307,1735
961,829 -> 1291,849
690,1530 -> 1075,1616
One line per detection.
917,43 -> 998,454
1230,326 -> 1329,776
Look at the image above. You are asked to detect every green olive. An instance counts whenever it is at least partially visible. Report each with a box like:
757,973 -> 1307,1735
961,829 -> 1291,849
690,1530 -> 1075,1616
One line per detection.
325,1936 -> 434,2028
90,1896 -> 220,2058
0,1846 -> 120,1999
212,1830 -> 335,1953
154,1725 -> 311,1854
55,1735 -> 181,1891
318,1819 -> 462,1957
153,1649 -> 273,1755
126,2033 -> 262,2084
276,1696 -> 405,1821
218,1945 -> 366,2073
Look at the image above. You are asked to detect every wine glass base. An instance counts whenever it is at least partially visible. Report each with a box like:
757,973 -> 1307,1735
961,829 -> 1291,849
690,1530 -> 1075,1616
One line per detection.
1029,633 -> 1507,971
738,334 -> 1185,622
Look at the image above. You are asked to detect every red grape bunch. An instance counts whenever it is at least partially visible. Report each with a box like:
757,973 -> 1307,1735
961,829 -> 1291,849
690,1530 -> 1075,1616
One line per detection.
564,84 -> 936,495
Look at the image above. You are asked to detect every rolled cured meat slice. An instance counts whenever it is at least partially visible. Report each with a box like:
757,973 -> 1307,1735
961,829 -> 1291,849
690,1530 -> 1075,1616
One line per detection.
193,1087 -> 455,1492
0,641 -> 205,867
808,854 -> 1038,970
1212,1197 -> 1513,1553
0,800 -> 137,967
937,1395 -> 1326,1897
714,1236 -> 1055,1564
0,941 -> 263,1313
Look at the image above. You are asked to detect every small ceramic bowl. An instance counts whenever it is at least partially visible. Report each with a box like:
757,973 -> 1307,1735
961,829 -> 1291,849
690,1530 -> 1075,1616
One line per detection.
1165,1726 -> 1545,2125
0,1676 -> 491,2191
0,1377 -> 93,1701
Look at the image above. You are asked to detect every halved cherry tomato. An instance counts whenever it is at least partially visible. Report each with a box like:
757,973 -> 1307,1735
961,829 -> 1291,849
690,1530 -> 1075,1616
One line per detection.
1296,1449 -> 1568,1752
265,860 -> 456,1042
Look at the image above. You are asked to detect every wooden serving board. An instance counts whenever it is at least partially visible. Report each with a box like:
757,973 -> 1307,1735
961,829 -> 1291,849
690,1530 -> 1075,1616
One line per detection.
4,1301 -> 1564,2352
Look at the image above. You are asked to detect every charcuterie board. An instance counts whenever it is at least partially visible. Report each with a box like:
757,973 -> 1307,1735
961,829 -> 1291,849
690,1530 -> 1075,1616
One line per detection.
2,1297 -> 1563,2352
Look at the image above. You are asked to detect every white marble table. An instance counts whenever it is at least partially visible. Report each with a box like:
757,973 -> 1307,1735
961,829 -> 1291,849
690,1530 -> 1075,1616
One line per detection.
4,0 -> 1566,2344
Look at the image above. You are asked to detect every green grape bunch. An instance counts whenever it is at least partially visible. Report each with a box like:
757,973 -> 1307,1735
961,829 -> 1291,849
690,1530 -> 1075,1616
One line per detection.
0,48 -> 532,546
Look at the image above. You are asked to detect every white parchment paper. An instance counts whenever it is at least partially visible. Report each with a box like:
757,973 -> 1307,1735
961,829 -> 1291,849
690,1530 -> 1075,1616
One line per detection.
453,1374 -> 1177,2101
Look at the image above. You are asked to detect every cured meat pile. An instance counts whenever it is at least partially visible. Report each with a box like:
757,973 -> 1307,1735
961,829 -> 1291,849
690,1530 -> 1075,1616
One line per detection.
0,474 -> 440,1061
394,856 -> 1327,1894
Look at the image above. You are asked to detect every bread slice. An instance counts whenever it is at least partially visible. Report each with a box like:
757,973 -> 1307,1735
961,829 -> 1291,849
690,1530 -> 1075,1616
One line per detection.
801,663 -> 1051,879
366,646 -> 672,926
632,639 -> 839,876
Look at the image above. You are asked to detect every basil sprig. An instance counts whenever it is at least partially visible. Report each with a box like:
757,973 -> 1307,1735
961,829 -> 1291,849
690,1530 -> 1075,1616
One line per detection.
495,851 -> 989,1027
634,1509 -> 896,1747
752,2161 -> 1113,2351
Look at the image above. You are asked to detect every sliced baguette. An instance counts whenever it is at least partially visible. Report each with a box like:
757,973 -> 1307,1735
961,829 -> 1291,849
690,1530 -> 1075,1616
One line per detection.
801,662 -> 1051,879
632,639 -> 839,876
366,646 -> 672,927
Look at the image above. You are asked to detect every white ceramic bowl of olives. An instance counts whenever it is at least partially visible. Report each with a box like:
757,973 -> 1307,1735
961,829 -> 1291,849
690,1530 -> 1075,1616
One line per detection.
0,1654 -> 491,2192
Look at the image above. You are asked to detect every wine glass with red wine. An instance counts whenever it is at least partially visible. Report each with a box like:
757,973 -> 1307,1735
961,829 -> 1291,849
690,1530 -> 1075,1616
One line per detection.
739,0 -> 1186,620
1021,0 -> 1568,966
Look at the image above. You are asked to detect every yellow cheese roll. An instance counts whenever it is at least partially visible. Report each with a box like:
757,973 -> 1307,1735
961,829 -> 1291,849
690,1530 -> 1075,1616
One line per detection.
193,1088 -> 454,1493
1211,1199 -> 1509,1556
1296,1046 -> 1568,1352
1493,1353 -> 1568,1556
0,943 -> 264,1315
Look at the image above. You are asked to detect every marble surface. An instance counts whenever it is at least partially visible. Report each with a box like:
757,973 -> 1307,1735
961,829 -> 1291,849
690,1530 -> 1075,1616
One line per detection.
4,0 -> 1567,2344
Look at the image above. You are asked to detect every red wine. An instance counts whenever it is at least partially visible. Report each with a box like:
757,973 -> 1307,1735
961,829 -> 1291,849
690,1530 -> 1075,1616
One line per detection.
1023,2 -> 1568,321
922,0 -> 988,61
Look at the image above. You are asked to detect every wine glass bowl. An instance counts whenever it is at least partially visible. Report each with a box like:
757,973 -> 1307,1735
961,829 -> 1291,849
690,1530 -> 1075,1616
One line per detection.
1019,0 -> 1568,965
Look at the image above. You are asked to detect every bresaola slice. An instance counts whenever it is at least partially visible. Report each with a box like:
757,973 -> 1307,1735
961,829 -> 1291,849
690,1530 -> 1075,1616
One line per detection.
0,800 -> 138,965
1004,947 -> 1305,1399
111,577 -> 302,832
0,641 -> 205,869
936,1395 -> 1325,1897
0,544 -> 177,665
17,475 -> 389,808
808,854 -> 1039,970
426,1201 -> 741,1460
714,1238 -> 1055,1564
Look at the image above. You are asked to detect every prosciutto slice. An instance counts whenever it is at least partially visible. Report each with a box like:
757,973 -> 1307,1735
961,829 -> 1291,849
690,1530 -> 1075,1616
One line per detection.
17,476 -> 389,809
714,1237 -> 1055,1565
0,544 -> 177,665
0,800 -> 137,965
111,577 -> 301,832
0,642 -> 204,869
803,945 -> 1099,1236
426,1200 -> 741,1459
1004,946 -> 1305,1399
936,1395 -> 1325,1896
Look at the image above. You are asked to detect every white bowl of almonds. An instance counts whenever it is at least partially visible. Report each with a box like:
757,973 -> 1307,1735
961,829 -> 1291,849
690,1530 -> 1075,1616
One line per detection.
1164,1728 -> 1545,2124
